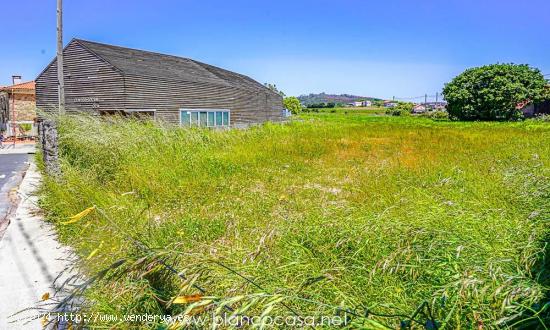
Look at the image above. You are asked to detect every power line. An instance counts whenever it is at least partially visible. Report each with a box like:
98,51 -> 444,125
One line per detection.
392,94 -> 445,103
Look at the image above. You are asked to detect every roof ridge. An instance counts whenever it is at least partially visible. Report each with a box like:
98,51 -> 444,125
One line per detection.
75,39 -> 227,83
73,39 -> 125,74
75,38 -> 195,63
1,81 -> 35,90
76,39 -> 260,79
70,38 -> 275,94
7,80 -> 34,86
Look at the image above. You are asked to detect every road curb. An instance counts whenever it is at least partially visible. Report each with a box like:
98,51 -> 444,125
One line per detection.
0,161 -> 78,329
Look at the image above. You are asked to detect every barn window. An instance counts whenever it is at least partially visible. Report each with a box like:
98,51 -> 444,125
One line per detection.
191,112 -> 199,126
208,112 -> 215,126
223,112 -> 229,125
200,112 -> 208,127
180,109 -> 230,127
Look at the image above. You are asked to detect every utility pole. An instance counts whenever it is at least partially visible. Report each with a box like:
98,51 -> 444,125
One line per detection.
57,0 -> 65,114
40,0 -> 63,176
11,85 -> 16,147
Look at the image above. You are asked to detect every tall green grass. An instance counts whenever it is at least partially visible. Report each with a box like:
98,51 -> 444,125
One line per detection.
39,114 -> 549,328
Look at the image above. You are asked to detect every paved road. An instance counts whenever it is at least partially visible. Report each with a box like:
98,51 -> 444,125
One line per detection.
0,154 -> 29,231
0,154 -> 29,186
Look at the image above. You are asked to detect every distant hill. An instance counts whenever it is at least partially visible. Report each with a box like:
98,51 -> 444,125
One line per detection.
297,93 -> 382,106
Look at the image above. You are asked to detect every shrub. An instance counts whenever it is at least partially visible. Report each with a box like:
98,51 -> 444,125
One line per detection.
422,110 -> 449,121
443,63 -> 548,121
283,96 -> 302,114
386,102 -> 413,116
385,108 -> 411,116
19,123 -> 32,132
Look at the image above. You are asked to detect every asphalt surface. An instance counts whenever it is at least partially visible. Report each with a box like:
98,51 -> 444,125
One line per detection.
0,154 -> 29,229
0,154 -> 29,185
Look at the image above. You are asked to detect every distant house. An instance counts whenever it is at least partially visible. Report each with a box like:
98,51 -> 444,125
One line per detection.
412,104 -> 426,113
517,99 -> 550,117
346,101 -> 372,107
346,101 -> 363,107
0,76 -> 37,137
384,101 -> 397,108
517,85 -> 550,117
424,101 -> 447,110
36,39 -> 284,128
534,100 -> 550,116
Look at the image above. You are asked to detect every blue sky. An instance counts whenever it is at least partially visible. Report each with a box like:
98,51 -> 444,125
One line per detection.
2,0 -> 549,100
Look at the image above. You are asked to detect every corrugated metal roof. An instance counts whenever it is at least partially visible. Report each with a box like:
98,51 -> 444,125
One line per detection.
74,39 -> 270,93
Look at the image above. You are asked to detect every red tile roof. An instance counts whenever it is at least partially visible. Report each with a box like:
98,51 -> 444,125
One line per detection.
1,81 -> 35,91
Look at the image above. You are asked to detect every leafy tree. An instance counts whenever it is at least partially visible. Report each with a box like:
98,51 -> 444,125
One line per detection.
442,64 -> 548,120
395,102 -> 414,112
283,96 -> 302,114
264,83 -> 286,97
385,102 -> 413,116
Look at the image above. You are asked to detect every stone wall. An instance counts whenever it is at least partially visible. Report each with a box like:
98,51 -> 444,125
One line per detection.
11,93 -> 37,121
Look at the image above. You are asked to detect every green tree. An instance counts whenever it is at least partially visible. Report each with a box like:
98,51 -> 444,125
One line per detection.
442,64 -> 548,121
283,96 -> 302,114
386,102 -> 413,116
264,83 -> 286,97
396,102 -> 414,112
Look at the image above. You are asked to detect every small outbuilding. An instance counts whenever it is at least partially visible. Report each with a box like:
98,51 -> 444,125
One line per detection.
0,77 -> 37,138
36,39 -> 284,127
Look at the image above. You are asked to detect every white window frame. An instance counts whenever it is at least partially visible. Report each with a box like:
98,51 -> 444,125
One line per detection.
179,109 -> 231,127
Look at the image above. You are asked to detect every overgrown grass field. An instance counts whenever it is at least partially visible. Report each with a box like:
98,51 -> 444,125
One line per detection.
39,113 -> 549,328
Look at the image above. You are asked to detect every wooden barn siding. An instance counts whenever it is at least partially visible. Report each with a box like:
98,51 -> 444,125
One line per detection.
36,42 -> 126,113
123,74 -> 284,126
265,93 -> 285,122
37,42 -> 284,126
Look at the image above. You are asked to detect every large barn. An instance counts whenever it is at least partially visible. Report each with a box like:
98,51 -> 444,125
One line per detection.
36,39 -> 284,127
